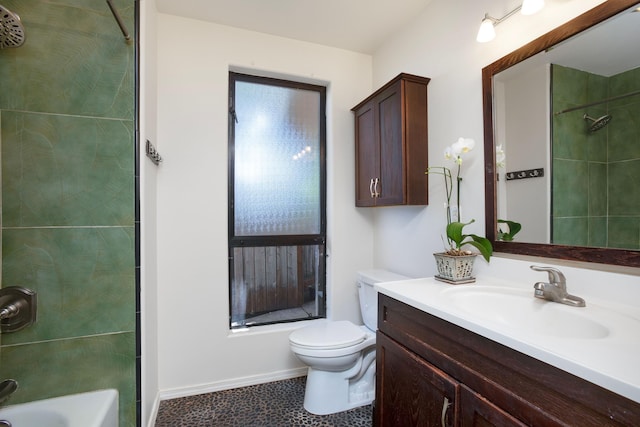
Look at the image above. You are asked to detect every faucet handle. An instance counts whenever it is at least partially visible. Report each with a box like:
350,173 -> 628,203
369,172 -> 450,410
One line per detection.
0,287 -> 37,333
530,265 -> 566,288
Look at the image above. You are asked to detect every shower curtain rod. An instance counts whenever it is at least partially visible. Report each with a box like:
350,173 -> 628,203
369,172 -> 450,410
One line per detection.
106,0 -> 131,41
554,89 -> 640,115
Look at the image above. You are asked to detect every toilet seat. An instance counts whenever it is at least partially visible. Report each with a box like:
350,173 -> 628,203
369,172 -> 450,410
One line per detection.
289,321 -> 366,350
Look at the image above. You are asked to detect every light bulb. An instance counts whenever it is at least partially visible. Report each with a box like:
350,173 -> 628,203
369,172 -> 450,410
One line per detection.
521,0 -> 544,16
476,17 -> 496,43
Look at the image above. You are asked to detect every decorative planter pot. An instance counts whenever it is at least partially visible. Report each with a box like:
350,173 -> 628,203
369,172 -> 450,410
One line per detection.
433,252 -> 477,284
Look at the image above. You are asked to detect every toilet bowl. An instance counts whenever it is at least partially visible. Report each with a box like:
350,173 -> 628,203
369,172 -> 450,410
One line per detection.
289,269 -> 409,415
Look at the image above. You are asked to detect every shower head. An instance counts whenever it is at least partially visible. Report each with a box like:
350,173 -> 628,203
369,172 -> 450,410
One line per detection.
0,4 -> 25,49
583,113 -> 612,133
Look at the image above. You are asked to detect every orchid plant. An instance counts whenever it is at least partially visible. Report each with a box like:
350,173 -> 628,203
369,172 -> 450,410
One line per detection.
426,137 -> 493,262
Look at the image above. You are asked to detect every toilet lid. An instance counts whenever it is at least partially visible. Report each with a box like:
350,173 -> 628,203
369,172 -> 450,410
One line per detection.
289,321 -> 367,350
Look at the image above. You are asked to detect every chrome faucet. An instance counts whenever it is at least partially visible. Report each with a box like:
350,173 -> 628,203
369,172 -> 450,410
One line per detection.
530,265 -> 586,307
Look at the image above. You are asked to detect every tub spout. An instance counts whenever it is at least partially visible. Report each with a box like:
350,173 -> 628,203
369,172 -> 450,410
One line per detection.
0,379 -> 18,406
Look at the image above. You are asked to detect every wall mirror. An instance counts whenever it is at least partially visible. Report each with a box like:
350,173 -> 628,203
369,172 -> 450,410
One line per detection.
483,0 -> 640,267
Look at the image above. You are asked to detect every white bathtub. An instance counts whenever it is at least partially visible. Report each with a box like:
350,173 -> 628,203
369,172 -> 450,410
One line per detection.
0,389 -> 118,427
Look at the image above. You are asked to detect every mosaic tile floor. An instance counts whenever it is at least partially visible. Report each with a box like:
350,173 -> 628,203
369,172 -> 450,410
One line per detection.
155,376 -> 373,427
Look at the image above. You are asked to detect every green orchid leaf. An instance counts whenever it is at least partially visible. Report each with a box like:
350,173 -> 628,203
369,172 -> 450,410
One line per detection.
465,234 -> 493,262
497,219 -> 522,242
446,222 -> 463,247
446,220 -> 475,248
497,230 -> 511,241
508,221 -> 522,236
445,219 -> 493,262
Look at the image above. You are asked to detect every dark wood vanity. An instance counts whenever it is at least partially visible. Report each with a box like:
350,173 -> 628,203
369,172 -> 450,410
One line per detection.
375,294 -> 640,426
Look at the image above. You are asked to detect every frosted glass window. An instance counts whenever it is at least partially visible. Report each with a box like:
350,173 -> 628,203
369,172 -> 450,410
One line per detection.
228,73 -> 326,329
233,81 -> 321,236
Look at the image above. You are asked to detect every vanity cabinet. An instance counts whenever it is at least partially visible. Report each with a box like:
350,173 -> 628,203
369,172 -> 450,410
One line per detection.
376,294 -> 640,426
377,332 -> 457,426
352,73 -> 430,207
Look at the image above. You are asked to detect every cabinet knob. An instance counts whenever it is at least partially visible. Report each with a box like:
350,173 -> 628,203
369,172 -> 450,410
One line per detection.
373,177 -> 380,197
369,178 -> 375,198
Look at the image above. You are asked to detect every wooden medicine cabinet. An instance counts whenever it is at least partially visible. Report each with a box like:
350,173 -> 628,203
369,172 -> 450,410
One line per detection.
352,73 -> 430,207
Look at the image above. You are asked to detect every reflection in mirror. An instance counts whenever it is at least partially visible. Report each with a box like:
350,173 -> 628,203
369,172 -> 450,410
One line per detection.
483,0 -> 640,267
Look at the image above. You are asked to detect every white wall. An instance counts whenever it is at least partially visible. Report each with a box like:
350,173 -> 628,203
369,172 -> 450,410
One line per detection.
140,0 -> 160,424
155,14 -> 374,396
501,64 -> 549,243
371,0 -> 609,277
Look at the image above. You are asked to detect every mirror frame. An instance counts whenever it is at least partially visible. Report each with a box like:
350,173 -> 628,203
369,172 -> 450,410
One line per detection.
483,0 -> 640,268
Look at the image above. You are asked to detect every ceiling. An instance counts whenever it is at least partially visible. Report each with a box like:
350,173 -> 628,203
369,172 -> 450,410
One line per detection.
497,6 -> 640,81
155,0 -> 433,54
544,6 -> 640,77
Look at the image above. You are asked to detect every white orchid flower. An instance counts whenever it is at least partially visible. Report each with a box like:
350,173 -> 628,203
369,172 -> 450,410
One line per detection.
444,146 -> 454,160
426,136 -> 482,228
452,137 -> 475,155
447,137 -> 474,165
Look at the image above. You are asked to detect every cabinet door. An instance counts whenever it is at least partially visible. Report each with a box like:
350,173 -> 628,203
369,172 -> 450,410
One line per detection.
459,385 -> 527,427
376,81 -> 404,205
354,99 -> 378,207
376,333 -> 458,427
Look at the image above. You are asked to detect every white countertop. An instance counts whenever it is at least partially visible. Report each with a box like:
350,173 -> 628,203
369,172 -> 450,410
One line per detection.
375,276 -> 640,403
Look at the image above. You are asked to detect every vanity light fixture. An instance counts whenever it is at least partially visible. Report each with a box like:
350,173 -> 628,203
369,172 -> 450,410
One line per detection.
477,0 -> 545,43
476,15 -> 498,43
521,0 -> 545,15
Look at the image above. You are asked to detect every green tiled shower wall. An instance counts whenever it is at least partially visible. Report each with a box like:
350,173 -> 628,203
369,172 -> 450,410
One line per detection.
0,1 -> 136,426
552,64 -> 640,249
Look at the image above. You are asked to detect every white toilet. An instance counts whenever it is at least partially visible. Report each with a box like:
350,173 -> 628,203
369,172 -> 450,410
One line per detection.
289,269 -> 409,415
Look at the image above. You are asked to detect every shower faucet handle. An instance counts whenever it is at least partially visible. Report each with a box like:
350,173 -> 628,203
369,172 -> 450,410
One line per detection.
0,287 -> 37,333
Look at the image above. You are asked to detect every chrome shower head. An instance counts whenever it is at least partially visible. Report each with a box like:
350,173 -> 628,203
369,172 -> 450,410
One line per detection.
0,4 -> 25,49
583,113 -> 612,133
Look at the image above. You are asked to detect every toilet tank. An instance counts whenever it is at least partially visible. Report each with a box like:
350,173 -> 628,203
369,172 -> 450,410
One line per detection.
357,269 -> 410,331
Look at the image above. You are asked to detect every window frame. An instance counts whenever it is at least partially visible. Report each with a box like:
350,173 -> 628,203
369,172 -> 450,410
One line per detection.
227,72 -> 327,327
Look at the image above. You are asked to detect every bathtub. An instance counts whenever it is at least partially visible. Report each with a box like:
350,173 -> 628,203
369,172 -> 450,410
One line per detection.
0,389 -> 118,427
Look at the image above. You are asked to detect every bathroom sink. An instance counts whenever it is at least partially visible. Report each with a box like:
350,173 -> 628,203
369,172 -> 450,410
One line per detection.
375,276 -> 640,404
0,389 -> 118,427
440,286 -> 611,339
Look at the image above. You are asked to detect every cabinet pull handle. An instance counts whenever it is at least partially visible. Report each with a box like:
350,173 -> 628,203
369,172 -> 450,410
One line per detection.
369,178 -> 375,198
441,396 -> 451,427
374,177 -> 380,197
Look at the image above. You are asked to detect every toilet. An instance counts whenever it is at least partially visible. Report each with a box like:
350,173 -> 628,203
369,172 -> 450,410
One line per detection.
289,269 -> 409,415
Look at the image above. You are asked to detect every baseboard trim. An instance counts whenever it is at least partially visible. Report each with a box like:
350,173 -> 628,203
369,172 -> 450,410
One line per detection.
158,368 -> 308,401
145,392 -> 161,427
